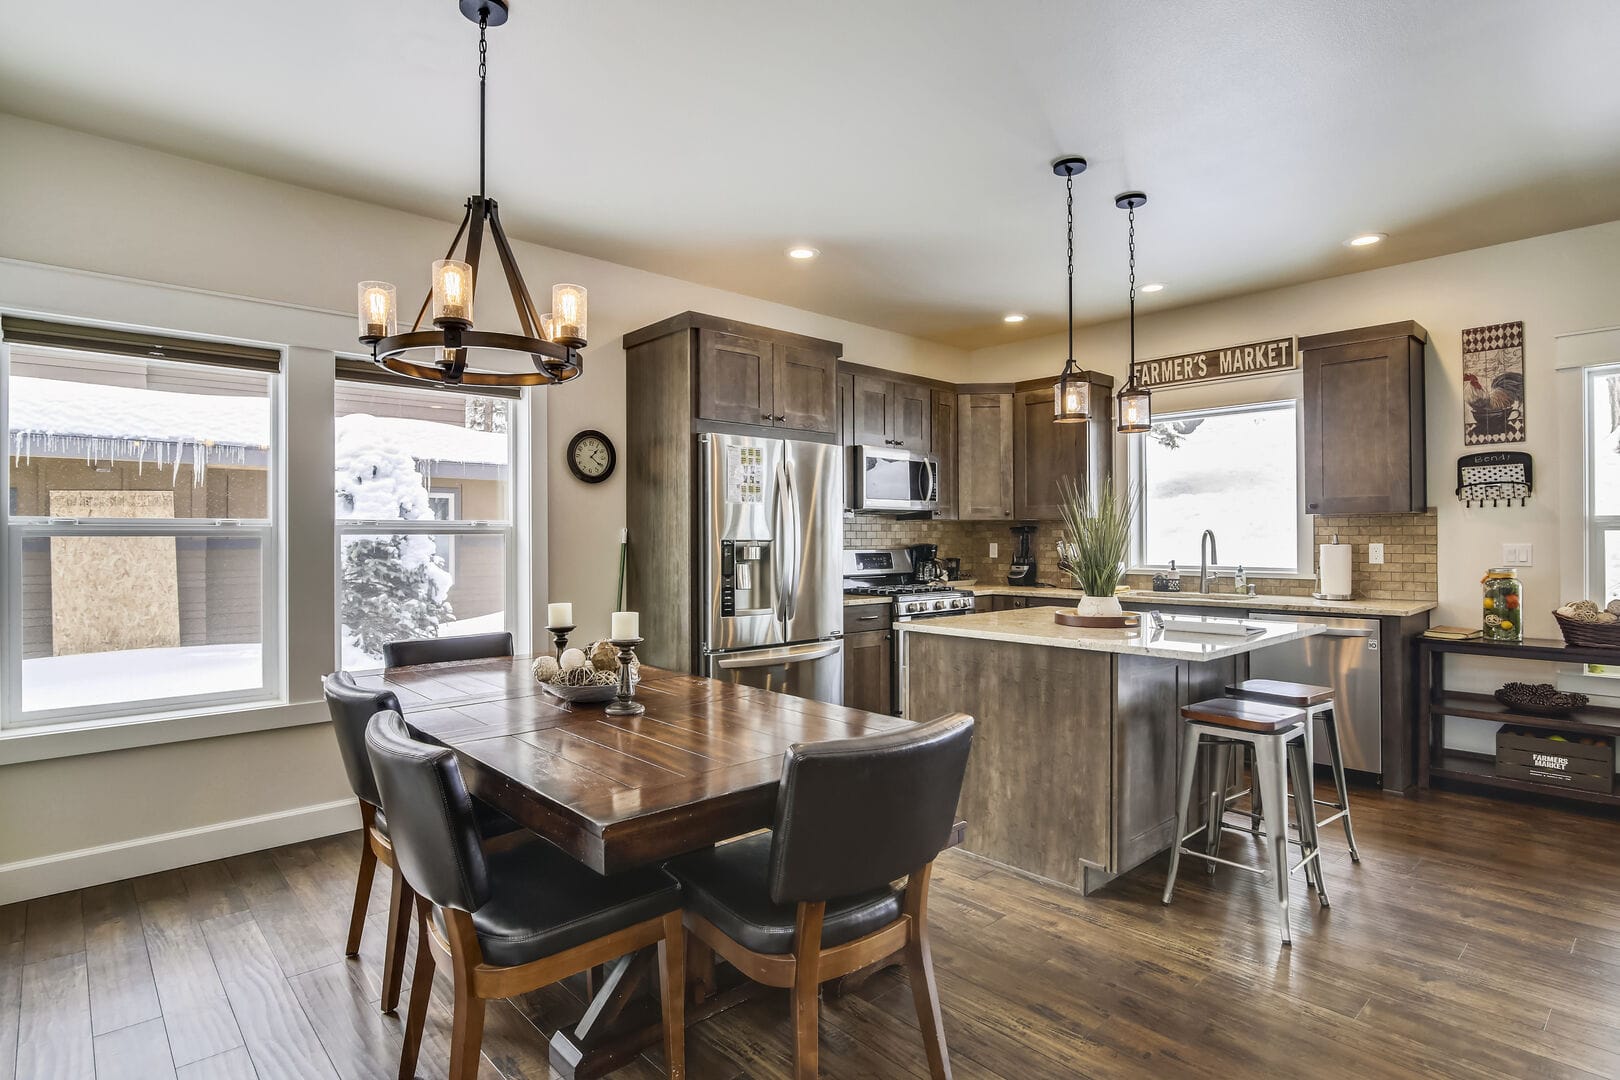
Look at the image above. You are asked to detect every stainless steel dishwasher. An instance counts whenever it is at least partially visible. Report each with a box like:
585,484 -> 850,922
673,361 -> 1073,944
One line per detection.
1247,612 -> 1382,778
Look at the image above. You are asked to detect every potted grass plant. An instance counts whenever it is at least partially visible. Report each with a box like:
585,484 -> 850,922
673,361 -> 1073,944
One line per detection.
1055,474 -> 1139,619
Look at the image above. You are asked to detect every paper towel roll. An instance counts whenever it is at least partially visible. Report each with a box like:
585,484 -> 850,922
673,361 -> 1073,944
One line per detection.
1318,543 -> 1353,597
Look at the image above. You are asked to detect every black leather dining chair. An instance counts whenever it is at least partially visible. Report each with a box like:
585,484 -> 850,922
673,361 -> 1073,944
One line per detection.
365,709 -> 687,1080
667,713 -> 974,1080
321,672 -> 522,1014
381,631 -> 514,669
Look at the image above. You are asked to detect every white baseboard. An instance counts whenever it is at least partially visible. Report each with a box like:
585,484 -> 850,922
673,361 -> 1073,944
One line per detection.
0,798 -> 361,905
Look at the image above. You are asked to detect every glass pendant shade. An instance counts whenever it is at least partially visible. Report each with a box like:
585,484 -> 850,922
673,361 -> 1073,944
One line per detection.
357,281 -> 397,342
539,313 -> 555,341
1054,366 -> 1090,422
551,284 -> 588,346
1118,385 -> 1152,433
432,259 -> 474,326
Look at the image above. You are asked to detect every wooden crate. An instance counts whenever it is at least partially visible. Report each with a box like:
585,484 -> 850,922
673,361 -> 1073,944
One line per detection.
1495,727 -> 1615,794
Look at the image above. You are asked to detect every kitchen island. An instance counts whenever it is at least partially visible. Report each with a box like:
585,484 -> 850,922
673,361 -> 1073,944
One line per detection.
900,607 -> 1325,894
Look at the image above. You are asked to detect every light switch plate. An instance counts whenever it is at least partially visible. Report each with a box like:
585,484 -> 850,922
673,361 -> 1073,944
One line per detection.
989,542 -> 999,559
1368,542 -> 1385,565
1502,542 -> 1533,566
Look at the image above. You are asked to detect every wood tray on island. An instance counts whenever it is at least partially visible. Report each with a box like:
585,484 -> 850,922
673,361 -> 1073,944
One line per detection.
1054,610 -> 1141,629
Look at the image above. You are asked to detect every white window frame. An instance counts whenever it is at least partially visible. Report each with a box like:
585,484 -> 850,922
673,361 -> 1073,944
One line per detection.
332,375 -> 524,671
1585,362 -> 1620,602
0,340 -> 285,729
1127,398 -> 1311,577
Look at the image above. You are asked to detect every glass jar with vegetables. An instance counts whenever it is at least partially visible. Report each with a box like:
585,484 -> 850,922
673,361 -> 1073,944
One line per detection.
1482,567 -> 1523,643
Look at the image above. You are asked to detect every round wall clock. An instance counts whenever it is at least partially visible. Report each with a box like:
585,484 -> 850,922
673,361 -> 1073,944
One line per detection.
567,429 -> 616,484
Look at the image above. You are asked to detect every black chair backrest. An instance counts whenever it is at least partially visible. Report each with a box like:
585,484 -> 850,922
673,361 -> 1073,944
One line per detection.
365,710 -> 492,913
768,713 -> 974,904
382,631 -> 514,669
322,671 -> 401,808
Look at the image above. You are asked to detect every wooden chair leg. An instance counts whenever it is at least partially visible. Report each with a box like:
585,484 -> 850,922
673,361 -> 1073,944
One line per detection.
398,900 -> 436,1080
346,832 -> 378,957
687,934 -> 715,1006
448,981 -> 487,1080
381,865 -> 413,1013
792,902 -> 825,1080
656,910 -> 687,1079
902,866 -> 952,1080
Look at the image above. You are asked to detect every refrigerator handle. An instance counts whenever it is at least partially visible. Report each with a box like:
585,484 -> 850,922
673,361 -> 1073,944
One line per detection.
782,459 -> 801,623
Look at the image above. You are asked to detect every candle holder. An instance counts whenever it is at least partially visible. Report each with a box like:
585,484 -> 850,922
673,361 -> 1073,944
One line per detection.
604,637 -> 645,717
546,624 -> 575,657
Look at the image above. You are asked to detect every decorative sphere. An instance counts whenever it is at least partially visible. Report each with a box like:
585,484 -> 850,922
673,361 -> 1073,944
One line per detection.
590,640 -> 620,671
559,648 -> 588,671
531,655 -> 560,681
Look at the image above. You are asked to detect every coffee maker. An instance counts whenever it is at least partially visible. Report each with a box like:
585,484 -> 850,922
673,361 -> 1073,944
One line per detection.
1007,525 -> 1038,585
908,543 -> 946,584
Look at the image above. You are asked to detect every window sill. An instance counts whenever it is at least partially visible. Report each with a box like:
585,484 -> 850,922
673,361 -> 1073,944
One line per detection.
0,696 -> 327,766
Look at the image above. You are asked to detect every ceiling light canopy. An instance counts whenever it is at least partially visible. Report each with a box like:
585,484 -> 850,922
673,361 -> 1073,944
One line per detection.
1346,232 -> 1387,247
355,0 -> 585,388
1051,156 -> 1091,423
786,246 -> 820,260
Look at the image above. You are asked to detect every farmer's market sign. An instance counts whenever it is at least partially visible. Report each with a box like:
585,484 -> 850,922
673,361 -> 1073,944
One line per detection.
1132,336 -> 1296,390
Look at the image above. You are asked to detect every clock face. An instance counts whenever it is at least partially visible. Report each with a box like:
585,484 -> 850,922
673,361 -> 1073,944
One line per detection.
568,430 -> 615,483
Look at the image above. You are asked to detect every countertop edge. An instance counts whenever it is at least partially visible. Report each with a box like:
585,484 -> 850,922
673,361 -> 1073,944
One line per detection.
961,584 -> 1437,618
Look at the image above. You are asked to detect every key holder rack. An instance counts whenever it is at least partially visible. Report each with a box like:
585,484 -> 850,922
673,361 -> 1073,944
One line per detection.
1456,451 -> 1532,507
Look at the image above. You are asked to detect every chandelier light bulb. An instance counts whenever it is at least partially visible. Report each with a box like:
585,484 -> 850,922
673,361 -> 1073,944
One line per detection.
432,259 -> 474,326
551,284 -> 588,346
357,281 -> 397,342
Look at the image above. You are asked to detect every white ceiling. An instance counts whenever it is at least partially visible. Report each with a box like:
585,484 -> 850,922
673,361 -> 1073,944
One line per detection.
3,1 -> 1618,347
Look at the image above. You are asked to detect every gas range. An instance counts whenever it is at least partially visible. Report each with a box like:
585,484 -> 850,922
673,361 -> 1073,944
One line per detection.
842,549 -> 976,620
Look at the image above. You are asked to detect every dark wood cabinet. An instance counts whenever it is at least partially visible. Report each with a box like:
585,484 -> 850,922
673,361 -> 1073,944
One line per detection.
957,393 -> 1014,520
774,341 -> 838,433
1302,321 -> 1428,515
930,389 -> 957,520
849,373 -> 932,450
891,382 -> 932,450
1012,384 -> 1109,520
851,375 -> 892,445
647,315 -> 836,435
696,330 -> 775,427
842,625 -> 893,715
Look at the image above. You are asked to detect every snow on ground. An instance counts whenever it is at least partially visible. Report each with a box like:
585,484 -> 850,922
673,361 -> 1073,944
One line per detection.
22,643 -> 263,712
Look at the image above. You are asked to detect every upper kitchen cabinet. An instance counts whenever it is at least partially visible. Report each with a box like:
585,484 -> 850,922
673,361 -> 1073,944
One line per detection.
957,392 -> 1014,519
626,312 -> 840,437
1302,321 -> 1428,515
1011,376 -> 1113,520
931,389 -> 958,520
849,371 -> 932,450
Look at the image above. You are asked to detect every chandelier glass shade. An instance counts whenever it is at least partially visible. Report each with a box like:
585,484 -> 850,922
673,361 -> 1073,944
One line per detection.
356,0 -> 585,388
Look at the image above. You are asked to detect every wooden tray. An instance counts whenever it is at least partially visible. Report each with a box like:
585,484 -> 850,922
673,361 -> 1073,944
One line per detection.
1054,610 -> 1141,629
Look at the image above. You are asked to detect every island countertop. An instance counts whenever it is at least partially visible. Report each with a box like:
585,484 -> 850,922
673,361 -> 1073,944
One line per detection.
896,605 -> 1324,661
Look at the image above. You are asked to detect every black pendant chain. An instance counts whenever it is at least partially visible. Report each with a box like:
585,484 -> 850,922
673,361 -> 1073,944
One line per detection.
478,12 -> 489,198
1127,205 -> 1136,377
1065,172 -> 1075,364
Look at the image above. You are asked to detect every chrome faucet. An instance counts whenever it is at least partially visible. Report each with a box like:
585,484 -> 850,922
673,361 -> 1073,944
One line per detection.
1199,529 -> 1218,593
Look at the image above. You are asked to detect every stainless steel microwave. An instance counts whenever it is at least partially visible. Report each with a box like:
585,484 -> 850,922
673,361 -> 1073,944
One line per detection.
850,444 -> 939,513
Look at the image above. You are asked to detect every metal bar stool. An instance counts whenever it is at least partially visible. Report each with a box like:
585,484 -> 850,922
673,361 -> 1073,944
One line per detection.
1163,697 -> 1328,946
1227,678 -> 1360,862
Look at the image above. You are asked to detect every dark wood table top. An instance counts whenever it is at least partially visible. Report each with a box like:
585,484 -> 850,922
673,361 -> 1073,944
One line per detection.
352,658 -> 914,874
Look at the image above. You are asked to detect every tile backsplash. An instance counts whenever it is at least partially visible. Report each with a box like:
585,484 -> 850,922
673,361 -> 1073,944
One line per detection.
842,507 -> 1437,600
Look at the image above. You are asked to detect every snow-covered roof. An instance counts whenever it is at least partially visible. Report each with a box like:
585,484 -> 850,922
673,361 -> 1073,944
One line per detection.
8,377 -> 507,465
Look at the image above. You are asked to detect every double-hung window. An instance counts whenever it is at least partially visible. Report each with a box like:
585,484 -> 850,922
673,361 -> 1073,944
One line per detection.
1133,399 -> 1304,574
1585,363 -> 1620,602
334,365 -> 521,670
1,318 -> 283,727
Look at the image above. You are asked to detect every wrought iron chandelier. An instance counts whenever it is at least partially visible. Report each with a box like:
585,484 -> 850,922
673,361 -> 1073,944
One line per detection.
356,0 -> 585,388
1051,156 -> 1090,423
1115,191 -> 1152,433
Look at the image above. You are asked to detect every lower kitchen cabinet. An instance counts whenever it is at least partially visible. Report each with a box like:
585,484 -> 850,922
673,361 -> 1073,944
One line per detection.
843,628 -> 893,714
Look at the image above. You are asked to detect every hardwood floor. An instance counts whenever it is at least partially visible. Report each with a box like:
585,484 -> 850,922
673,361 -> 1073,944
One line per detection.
6,781 -> 1620,1078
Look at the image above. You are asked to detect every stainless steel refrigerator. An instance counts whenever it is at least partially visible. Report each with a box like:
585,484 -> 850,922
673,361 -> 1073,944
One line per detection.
697,432 -> 843,703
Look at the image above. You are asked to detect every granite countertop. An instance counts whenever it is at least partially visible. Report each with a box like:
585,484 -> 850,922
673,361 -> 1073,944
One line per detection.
896,606 -> 1324,661
844,595 -> 893,607
962,583 -> 1436,619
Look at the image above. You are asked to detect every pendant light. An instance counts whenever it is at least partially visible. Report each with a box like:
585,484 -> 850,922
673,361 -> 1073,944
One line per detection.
356,0 -> 585,388
1051,156 -> 1090,423
1115,191 -> 1152,433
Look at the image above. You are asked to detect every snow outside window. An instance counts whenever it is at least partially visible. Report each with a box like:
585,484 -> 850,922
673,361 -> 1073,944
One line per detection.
1586,364 -> 1620,602
334,380 -> 518,670
3,344 -> 281,727
1136,400 -> 1302,574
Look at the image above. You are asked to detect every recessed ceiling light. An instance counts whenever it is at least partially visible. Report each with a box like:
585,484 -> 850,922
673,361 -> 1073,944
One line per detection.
1003,313 -> 1027,323
1138,282 -> 1166,294
786,246 -> 819,260
1345,233 -> 1387,248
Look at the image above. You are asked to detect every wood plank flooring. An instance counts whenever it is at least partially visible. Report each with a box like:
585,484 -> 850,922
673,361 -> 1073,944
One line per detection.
6,781 -> 1620,1078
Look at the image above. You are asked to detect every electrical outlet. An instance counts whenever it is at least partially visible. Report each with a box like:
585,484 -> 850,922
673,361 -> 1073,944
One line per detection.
989,542 -> 999,559
1502,542 -> 1533,566
1368,542 -> 1385,565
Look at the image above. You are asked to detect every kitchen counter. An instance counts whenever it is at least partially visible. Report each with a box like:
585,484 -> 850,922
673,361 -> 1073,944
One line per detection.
843,595 -> 893,608
964,583 -> 1436,619
897,606 -> 1323,661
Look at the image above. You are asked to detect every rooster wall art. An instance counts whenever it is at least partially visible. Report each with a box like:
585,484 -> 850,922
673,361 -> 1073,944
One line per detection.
1462,321 -> 1526,445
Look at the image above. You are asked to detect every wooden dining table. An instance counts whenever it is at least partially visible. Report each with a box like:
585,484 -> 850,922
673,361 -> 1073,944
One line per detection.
351,656 -> 945,1078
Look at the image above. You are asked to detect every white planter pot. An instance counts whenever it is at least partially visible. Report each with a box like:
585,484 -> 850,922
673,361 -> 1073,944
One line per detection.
1074,594 -> 1124,618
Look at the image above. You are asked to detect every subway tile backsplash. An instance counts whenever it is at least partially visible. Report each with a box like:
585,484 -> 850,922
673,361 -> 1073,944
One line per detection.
842,507 -> 1437,600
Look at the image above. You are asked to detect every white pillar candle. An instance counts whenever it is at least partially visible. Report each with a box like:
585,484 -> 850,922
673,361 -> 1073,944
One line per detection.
611,611 -> 640,640
547,602 -> 573,627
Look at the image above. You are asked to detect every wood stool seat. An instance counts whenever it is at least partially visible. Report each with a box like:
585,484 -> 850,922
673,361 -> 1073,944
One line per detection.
1181,697 -> 1305,733
1225,678 -> 1335,708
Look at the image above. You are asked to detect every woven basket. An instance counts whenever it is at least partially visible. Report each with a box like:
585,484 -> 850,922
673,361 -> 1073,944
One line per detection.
1554,611 -> 1620,650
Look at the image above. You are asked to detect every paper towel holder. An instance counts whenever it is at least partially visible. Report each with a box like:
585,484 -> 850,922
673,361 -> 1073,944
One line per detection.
1314,534 -> 1355,601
